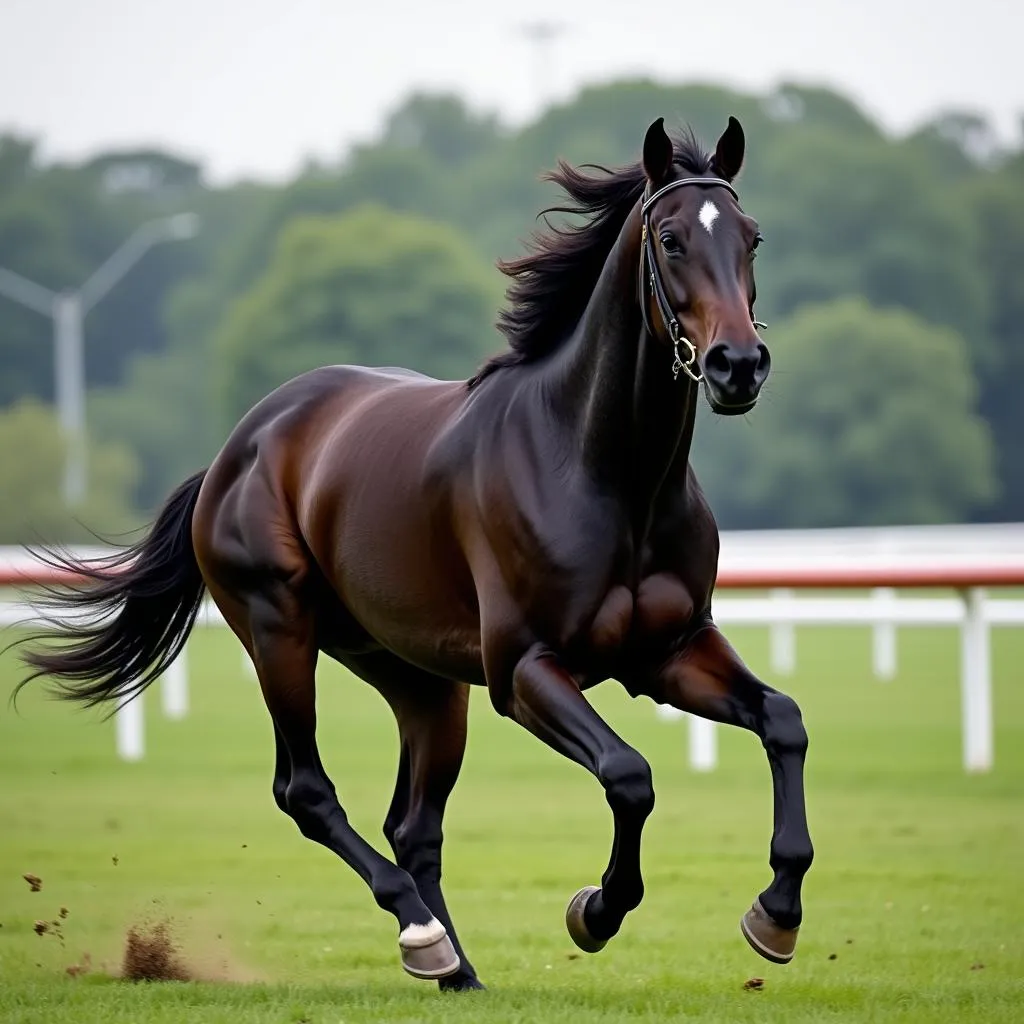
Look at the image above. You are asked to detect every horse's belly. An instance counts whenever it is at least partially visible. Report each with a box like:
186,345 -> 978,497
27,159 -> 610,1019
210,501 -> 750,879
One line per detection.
331,564 -> 485,682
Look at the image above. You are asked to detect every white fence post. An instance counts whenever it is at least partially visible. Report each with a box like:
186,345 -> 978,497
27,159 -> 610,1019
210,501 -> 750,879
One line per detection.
160,646 -> 189,720
770,588 -> 796,675
115,693 -> 144,762
872,587 -> 897,681
688,715 -> 717,772
960,587 -> 993,772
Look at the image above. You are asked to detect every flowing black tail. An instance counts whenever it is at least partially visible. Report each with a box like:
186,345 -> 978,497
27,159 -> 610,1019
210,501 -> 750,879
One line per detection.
14,469 -> 208,713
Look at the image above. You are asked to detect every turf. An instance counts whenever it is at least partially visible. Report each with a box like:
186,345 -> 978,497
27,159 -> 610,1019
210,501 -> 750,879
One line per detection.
1,618 -> 1022,1023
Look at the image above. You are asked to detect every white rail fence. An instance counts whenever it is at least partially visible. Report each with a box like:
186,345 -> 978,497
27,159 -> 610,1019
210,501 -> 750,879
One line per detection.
663,586 -> 1022,774
2,523 -> 1023,773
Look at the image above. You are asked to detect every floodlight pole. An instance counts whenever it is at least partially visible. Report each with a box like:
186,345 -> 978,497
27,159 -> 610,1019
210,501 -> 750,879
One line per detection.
0,212 -> 200,505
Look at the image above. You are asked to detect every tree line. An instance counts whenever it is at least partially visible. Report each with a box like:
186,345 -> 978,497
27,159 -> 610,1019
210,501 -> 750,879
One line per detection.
0,80 -> 1021,542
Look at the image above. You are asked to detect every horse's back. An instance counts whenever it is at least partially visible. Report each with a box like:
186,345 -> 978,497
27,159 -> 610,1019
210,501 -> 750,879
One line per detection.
209,363 -> 457,463
193,361 -> 481,666
195,363 -> 456,549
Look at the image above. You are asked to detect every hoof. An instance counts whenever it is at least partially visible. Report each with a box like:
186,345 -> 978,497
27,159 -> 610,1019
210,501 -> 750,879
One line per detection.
566,885 -> 607,954
399,919 -> 461,980
740,899 -> 799,965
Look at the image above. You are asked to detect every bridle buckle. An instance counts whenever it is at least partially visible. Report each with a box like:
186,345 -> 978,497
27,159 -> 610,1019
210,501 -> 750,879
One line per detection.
669,320 -> 702,383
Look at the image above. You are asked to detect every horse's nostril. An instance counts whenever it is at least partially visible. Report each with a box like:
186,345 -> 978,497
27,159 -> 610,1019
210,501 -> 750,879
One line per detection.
757,344 -> 771,376
705,345 -> 731,378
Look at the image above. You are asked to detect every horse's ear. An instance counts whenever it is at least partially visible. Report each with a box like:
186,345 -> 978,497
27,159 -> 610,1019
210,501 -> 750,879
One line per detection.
642,118 -> 674,185
712,116 -> 745,181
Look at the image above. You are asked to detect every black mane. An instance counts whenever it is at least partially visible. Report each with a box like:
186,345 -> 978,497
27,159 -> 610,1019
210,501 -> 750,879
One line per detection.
468,128 -> 713,388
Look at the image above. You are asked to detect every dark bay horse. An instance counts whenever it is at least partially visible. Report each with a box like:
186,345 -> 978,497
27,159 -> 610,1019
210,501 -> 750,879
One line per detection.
18,116 -> 812,990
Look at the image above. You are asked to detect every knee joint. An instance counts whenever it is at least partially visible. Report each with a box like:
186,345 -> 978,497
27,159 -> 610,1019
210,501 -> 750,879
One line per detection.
601,750 -> 655,819
762,693 -> 808,756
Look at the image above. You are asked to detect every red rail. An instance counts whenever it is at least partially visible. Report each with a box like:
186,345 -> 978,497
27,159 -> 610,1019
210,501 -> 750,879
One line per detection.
715,565 -> 1024,589
3,563 -> 1024,590
0,565 -> 89,587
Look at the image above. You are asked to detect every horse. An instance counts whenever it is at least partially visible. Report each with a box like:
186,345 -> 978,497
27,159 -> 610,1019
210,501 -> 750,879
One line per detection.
16,115 -> 813,991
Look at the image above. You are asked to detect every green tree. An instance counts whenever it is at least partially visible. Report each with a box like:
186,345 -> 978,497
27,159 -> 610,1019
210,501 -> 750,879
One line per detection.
4,79 -> 1022,531
381,93 -> 503,169
0,399 -> 140,544
0,139 -> 204,405
451,80 -> 769,259
0,194 -> 80,405
751,128 -> 987,344
86,183 -> 281,513
215,205 -> 503,424
89,343 -> 216,515
221,152 -> 448,299
965,166 -> 1024,519
693,298 -> 996,528
0,135 -> 37,197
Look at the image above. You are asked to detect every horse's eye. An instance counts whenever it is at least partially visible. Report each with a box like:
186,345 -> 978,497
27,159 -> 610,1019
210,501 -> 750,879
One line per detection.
660,233 -> 682,255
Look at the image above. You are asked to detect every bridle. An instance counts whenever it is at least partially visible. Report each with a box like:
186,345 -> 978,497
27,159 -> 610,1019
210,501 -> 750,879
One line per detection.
638,176 -> 767,383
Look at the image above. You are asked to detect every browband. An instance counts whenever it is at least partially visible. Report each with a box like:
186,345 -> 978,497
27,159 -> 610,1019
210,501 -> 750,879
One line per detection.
641,176 -> 738,216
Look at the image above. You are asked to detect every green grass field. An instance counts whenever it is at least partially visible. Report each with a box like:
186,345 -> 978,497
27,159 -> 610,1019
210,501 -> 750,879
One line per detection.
2,621 -> 1022,1023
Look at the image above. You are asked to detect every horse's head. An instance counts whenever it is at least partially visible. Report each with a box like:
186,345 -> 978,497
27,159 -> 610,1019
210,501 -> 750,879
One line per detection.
640,116 -> 768,415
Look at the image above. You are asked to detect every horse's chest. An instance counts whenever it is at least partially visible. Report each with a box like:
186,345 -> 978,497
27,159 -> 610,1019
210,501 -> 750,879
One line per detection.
583,573 -> 696,659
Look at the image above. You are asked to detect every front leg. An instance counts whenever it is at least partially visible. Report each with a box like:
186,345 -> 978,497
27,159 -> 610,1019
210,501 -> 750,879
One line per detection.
643,622 -> 814,963
497,643 -> 655,951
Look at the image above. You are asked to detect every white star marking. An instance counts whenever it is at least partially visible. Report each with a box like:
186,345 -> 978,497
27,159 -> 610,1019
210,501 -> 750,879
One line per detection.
698,200 -> 720,235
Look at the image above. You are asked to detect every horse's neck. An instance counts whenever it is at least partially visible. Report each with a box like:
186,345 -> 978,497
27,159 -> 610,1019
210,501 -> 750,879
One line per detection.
543,205 -> 698,509
632,330 -> 699,504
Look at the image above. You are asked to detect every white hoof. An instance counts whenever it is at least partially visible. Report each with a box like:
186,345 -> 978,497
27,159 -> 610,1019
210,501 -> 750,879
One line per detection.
740,899 -> 799,965
399,918 -> 461,979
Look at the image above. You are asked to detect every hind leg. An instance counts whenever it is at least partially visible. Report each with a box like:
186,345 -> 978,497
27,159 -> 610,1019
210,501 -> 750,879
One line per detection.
345,652 -> 482,991
248,588 -> 461,980
386,679 -> 483,991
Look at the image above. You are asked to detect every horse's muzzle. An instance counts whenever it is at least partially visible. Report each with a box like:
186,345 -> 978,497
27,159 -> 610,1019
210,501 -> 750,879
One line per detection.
701,340 -> 770,414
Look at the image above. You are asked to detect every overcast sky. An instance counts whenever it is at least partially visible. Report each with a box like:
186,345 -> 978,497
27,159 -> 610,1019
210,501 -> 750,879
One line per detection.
1,0 -> 1021,184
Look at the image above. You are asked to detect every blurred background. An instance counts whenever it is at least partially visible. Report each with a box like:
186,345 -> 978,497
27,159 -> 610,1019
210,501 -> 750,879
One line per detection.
0,0 -> 1021,540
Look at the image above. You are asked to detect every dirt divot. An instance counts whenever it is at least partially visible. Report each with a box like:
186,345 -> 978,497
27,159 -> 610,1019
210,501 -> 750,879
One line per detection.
118,916 -> 261,983
121,920 -> 190,981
